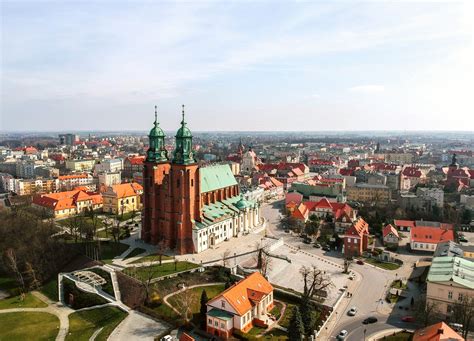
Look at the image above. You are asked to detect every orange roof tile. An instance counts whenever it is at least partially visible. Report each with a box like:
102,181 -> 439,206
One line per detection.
413,321 -> 463,341
210,272 -> 273,316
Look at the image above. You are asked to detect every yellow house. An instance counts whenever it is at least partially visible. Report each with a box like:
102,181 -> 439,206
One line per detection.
102,182 -> 143,215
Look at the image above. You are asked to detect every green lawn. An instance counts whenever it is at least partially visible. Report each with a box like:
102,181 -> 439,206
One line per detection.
149,302 -> 179,321
58,216 -> 105,229
383,331 -> 413,340
168,284 -> 225,315
40,277 -> 59,302
365,258 -> 400,270
124,261 -> 199,281
98,242 -> 130,264
0,292 -> 48,309
129,253 -> 173,264
270,301 -> 283,320
391,279 -> 407,289
247,325 -> 266,338
279,304 -> 295,329
66,306 -> 127,341
124,248 -> 146,259
0,312 -> 59,341
263,328 -> 288,340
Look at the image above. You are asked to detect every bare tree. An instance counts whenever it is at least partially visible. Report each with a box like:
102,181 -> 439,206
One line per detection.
299,265 -> 332,300
451,295 -> 474,339
157,240 -> 167,266
222,249 -> 231,267
138,255 -> 161,304
24,262 -> 40,290
4,248 -> 26,293
174,288 -> 198,325
343,258 -> 352,274
415,298 -> 442,327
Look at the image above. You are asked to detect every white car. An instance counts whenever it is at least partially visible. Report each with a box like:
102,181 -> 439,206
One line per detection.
347,307 -> 357,316
337,330 -> 348,340
160,336 -> 173,341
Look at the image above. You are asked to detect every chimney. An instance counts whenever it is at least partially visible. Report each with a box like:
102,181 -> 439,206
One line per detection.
437,328 -> 444,335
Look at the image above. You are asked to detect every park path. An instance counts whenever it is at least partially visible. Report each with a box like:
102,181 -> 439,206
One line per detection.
0,291 -> 74,341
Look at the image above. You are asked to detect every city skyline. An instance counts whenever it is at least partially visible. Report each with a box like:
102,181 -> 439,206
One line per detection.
1,1 -> 473,132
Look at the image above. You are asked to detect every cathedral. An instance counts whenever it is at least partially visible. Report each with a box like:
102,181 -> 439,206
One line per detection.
141,106 -> 264,254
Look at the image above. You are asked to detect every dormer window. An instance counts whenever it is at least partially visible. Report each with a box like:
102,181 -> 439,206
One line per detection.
221,300 -> 225,308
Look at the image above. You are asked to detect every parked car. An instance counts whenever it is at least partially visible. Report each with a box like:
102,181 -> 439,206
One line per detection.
303,238 -> 311,244
314,243 -> 321,248
160,336 -> 173,341
362,316 -> 378,324
401,316 -> 415,322
336,330 -> 348,340
347,307 -> 357,316
323,245 -> 331,251
356,259 -> 364,265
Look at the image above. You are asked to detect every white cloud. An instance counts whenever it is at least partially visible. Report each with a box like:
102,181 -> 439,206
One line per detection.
348,85 -> 385,94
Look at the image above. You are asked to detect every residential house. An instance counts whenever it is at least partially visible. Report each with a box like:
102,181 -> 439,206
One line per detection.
410,226 -> 454,252
32,190 -> 103,218
343,218 -> 369,257
413,321 -> 464,341
102,182 -> 143,215
206,272 -> 274,339
383,224 -> 400,248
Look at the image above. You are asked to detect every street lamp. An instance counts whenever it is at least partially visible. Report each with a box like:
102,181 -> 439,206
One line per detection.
363,328 -> 367,341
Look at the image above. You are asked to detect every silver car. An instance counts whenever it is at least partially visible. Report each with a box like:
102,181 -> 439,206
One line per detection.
337,330 -> 348,340
347,306 -> 357,316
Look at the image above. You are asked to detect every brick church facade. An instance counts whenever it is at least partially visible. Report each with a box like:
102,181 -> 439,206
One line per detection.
141,106 -> 263,255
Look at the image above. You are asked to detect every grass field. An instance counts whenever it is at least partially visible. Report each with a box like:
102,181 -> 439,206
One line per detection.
0,292 -> 48,309
66,306 -> 127,341
124,261 -> 199,281
0,275 -> 18,294
129,253 -> 173,264
0,312 -> 59,341
168,284 -> 225,315
99,242 -> 130,264
278,304 -> 295,329
365,258 -> 401,270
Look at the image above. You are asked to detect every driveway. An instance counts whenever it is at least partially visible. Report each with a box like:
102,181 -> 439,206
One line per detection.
107,310 -> 171,341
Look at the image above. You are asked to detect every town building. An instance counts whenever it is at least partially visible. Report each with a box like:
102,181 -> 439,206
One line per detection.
65,159 -> 96,172
58,134 -> 79,145
141,107 -> 264,254
102,182 -> 143,215
32,189 -> 103,218
97,172 -> 121,188
343,217 -> 369,257
413,321 -> 464,341
426,256 -> 473,318
433,241 -> 465,258
0,176 -> 59,196
346,183 -> 391,204
383,224 -> 400,248
58,173 -> 95,191
123,156 -> 145,179
410,226 -> 454,252
206,272 -> 274,339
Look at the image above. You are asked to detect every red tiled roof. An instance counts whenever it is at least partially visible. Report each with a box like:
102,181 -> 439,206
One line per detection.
33,190 -> 100,211
413,321 -> 463,341
410,226 -> 454,244
394,220 -> 415,228
108,182 -> 143,198
179,333 -> 195,341
58,173 -> 90,180
402,166 -> 422,178
210,272 -> 273,316
383,224 -> 399,238
127,156 -> 145,165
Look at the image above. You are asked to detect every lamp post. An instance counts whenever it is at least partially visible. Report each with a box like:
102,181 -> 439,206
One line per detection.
363,328 -> 367,341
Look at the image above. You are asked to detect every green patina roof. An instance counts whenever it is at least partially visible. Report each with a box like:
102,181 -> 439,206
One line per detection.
149,123 -> 165,138
427,256 -> 474,289
207,308 -> 233,320
200,164 -> 238,193
195,195 -> 256,230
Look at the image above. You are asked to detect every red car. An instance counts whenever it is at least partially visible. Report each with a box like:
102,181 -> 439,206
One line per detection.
356,260 -> 364,265
401,316 -> 415,322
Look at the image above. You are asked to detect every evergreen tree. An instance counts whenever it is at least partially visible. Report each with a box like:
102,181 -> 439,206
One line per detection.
200,289 -> 209,328
200,289 -> 208,316
288,306 -> 304,340
299,297 -> 315,335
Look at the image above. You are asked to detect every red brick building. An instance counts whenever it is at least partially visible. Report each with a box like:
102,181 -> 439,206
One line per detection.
142,107 -> 262,254
343,217 -> 369,257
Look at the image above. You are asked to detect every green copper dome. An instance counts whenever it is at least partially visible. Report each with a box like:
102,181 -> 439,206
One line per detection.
173,105 -> 195,165
235,196 -> 252,210
146,106 -> 168,163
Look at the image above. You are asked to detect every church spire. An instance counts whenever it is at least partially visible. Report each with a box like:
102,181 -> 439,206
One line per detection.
173,104 -> 195,165
146,105 -> 168,163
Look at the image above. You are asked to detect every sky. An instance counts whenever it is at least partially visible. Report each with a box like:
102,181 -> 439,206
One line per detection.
1,1 -> 473,132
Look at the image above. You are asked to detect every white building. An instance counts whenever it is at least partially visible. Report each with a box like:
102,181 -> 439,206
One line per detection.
416,187 -> 444,208
97,172 -> 121,187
